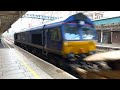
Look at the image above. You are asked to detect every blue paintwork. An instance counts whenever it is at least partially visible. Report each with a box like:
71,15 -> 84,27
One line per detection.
94,16 -> 120,25
44,22 -> 63,29
64,13 -> 94,25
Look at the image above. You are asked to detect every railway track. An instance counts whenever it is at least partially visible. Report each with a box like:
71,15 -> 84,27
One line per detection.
96,45 -> 120,52
67,45 -> 120,79
69,63 -> 120,79
69,64 -> 107,79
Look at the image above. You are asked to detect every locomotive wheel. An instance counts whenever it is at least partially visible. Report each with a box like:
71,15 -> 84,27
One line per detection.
32,49 -> 37,54
55,57 -> 65,68
57,60 -> 63,68
50,58 -> 57,66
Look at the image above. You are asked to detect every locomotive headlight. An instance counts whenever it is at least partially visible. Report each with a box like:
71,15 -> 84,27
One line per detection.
64,42 -> 68,46
79,48 -> 85,53
79,21 -> 85,25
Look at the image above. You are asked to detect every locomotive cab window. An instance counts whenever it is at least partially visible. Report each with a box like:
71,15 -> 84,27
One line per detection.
50,28 -> 61,41
64,23 -> 80,40
81,26 -> 96,40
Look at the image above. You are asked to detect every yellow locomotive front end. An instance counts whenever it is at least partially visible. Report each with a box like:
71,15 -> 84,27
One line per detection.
62,40 -> 96,60
61,21 -> 97,61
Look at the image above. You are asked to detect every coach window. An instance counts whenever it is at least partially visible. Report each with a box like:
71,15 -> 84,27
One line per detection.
50,28 -> 61,41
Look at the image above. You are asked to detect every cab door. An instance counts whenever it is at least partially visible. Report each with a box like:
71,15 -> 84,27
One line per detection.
47,27 -> 62,54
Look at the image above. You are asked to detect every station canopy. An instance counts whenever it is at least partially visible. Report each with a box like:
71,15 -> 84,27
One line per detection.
0,11 -> 27,34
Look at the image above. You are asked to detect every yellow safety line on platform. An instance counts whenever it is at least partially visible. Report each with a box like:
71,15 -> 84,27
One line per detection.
3,39 -> 41,79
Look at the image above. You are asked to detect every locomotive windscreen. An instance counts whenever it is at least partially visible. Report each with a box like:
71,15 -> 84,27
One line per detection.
63,22 -> 97,41
81,26 -> 96,40
64,23 -> 80,40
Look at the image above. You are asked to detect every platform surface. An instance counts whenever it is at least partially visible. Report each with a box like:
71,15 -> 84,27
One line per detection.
0,39 -> 77,79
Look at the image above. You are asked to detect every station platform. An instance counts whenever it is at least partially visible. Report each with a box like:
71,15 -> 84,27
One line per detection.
96,43 -> 120,49
0,39 -> 77,79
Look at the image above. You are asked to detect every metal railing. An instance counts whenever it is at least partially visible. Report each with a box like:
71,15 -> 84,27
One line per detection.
22,14 -> 62,21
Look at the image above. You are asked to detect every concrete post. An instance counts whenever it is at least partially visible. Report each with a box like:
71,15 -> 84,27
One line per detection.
111,29 -> 112,44
101,30 -> 103,44
0,34 -> 1,43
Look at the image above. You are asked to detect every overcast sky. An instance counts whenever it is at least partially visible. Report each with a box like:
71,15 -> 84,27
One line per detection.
103,11 -> 120,18
5,11 -> 120,35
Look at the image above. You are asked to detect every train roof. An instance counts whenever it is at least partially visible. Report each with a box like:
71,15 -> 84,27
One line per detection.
17,13 -> 93,33
44,13 -> 94,28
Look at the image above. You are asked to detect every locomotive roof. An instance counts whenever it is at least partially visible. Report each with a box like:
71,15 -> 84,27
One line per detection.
44,13 -> 93,28
17,13 -> 93,33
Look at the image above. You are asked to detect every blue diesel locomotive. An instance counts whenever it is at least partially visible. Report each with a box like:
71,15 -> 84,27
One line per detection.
14,13 -> 97,65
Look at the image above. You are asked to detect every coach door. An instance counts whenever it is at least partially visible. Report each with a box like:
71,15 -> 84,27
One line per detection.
42,28 -> 48,55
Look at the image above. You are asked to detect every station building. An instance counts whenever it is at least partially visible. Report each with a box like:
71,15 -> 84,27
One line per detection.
94,16 -> 120,44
